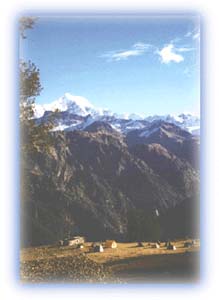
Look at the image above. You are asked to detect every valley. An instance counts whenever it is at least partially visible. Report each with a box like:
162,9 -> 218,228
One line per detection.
20,239 -> 200,283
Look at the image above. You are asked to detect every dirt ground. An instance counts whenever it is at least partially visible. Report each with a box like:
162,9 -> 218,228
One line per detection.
20,239 -> 200,283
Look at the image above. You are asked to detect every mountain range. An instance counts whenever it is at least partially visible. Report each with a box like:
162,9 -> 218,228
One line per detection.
21,93 -> 200,247
34,93 -> 200,135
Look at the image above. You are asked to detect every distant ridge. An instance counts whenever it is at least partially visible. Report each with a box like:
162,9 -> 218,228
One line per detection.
34,93 -> 200,135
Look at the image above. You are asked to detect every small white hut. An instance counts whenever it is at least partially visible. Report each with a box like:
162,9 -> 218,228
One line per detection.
93,244 -> 104,252
151,243 -> 160,249
167,243 -> 176,250
105,240 -> 117,249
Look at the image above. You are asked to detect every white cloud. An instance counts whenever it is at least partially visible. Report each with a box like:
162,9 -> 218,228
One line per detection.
193,31 -> 200,40
101,42 -> 152,61
177,47 -> 194,52
185,29 -> 200,41
101,40 -> 194,64
185,31 -> 193,38
133,42 -> 152,50
110,49 -> 144,61
158,44 -> 184,64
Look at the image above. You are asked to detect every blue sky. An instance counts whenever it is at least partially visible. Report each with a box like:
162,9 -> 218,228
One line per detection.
20,15 -> 200,116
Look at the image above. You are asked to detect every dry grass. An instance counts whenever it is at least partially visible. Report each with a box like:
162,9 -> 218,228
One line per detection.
86,239 -> 200,264
20,239 -> 200,283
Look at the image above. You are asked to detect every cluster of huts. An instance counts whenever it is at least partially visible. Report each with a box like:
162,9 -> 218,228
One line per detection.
137,241 -> 177,250
58,236 -> 117,252
91,240 -> 117,252
137,239 -> 198,250
58,236 -> 198,252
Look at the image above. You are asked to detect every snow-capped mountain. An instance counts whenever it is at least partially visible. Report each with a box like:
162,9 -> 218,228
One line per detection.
34,93 -> 200,135
144,113 -> 200,135
34,93 -> 99,118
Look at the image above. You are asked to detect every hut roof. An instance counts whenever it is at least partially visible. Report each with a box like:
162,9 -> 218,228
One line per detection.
105,240 -> 116,244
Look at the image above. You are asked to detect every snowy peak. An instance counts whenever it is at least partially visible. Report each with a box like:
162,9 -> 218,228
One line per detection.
34,93 -> 200,135
63,92 -> 93,108
50,93 -> 94,114
34,93 -> 96,118
144,113 -> 200,135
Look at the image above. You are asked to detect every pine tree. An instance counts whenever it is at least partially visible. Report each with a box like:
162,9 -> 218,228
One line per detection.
19,17 -> 58,154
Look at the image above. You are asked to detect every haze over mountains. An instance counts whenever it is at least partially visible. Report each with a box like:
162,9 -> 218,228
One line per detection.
21,93 -> 200,247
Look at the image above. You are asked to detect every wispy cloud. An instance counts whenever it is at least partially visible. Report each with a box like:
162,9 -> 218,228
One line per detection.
185,29 -> 200,41
192,31 -> 200,40
101,42 -> 152,61
177,47 -> 194,52
133,42 -> 152,50
185,31 -> 193,38
101,39 -> 195,66
109,50 -> 143,61
157,44 -> 184,64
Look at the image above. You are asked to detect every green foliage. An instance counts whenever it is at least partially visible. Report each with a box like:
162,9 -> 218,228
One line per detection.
20,18 -> 61,247
19,60 -> 43,122
19,60 -> 58,154
19,19 -> 59,155
19,17 -> 41,122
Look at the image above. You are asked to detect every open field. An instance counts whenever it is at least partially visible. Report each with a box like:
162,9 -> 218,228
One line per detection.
20,239 -> 200,283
